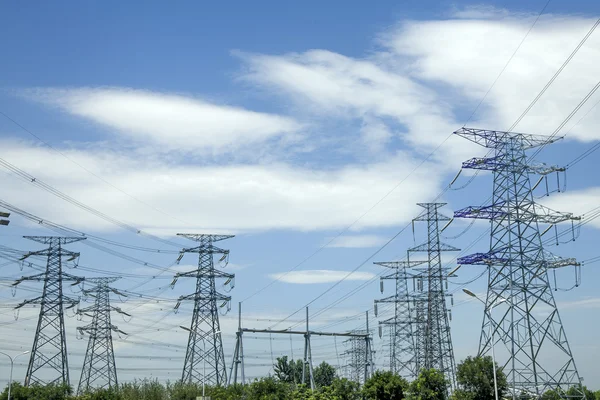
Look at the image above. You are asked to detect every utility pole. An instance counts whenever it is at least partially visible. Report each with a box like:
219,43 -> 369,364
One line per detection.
13,236 -> 85,386
453,127 -> 584,399
172,234 -> 235,386
409,203 -> 459,392
228,302 -> 245,386
77,277 -> 129,393
302,307 -> 315,390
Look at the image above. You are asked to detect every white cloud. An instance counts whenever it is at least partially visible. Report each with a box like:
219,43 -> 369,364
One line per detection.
236,12 -> 600,173
539,188 -> 600,229
268,270 -> 375,284
326,234 -> 388,248
386,14 -> 600,141
0,140 -> 441,233
21,87 -> 303,153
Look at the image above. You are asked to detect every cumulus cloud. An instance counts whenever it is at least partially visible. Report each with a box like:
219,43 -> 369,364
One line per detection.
21,87 -> 303,153
268,270 -> 375,284
236,12 -> 600,171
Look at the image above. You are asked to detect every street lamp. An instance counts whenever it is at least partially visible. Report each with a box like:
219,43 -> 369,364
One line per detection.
180,327 -> 222,399
0,350 -> 29,400
463,289 -> 506,400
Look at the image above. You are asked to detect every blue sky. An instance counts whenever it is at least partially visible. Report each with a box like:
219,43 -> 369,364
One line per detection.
1,0 -> 600,390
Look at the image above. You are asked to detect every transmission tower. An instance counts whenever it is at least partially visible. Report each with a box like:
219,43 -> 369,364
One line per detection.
172,234 -> 235,386
342,331 -> 372,385
409,203 -> 459,391
453,128 -> 584,399
13,236 -> 85,386
77,277 -> 129,393
373,260 -> 423,380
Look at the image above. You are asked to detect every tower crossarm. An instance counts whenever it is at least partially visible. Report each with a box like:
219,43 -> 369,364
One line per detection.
462,156 -> 565,175
16,295 -> 79,309
181,245 -> 229,255
174,269 -> 235,279
375,295 -> 399,304
177,292 -> 231,302
453,127 -> 563,149
177,234 -> 235,243
23,236 -> 86,245
543,250 -> 580,269
375,260 -> 427,268
408,243 -> 460,252
454,204 -> 507,219
529,204 -> 579,224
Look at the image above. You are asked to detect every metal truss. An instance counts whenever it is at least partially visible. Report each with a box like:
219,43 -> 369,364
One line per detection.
77,277 -> 128,393
172,234 -> 235,386
13,236 -> 85,386
453,127 -> 584,399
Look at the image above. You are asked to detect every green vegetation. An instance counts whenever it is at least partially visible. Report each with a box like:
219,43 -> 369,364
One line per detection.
1,357 -> 595,400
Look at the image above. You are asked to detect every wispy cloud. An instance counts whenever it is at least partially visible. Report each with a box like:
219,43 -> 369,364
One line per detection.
0,140 -> 439,233
268,270 -> 375,284
325,234 -> 388,248
20,87 -> 303,154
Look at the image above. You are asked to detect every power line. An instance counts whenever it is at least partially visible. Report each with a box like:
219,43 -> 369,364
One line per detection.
462,0 -> 552,126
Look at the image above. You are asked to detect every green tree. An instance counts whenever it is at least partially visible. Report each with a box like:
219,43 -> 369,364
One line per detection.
411,369 -> 448,400
453,356 -> 507,400
329,377 -> 361,400
0,383 -> 73,400
362,370 -> 408,400
274,356 -> 304,384
313,361 -> 337,388
595,390 -> 600,400
247,376 -> 292,399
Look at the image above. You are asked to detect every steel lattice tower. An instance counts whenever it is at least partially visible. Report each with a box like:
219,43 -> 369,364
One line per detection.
77,277 -> 129,393
341,330 -> 373,385
453,128 -> 584,399
408,203 -> 459,392
172,234 -> 235,386
13,236 -> 85,386
374,260 -> 423,380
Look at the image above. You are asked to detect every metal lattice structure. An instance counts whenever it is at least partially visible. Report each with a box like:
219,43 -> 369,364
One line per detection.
13,236 -> 85,386
172,234 -> 235,386
409,203 -> 459,392
341,329 -> 373,385
77,277 -> 129,393
374,260 -> 424,380
453,128 -> 584,399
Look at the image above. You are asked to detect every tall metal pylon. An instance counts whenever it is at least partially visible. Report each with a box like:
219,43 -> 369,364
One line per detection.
341,313 -> 374,386
453,128 -> 584,399
373,260 -> 423,380
172,234 -> 235,386
13,236 -> 85,386
342,331 -> 373,385
408,203 -> 459,392
77,277 -> 129,393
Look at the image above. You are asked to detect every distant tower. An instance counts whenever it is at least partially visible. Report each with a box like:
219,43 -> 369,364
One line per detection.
77,277 -> 129,393
374,260 -> 423,380
409,203 -> 458,391
14,236 -> 85,386
453,128 -> 584,398
342,332 -> 368,385
172,234 -> 235,386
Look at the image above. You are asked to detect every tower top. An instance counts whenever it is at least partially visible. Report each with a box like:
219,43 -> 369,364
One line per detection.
454,127 -> 563,150
176,233 -> 235,243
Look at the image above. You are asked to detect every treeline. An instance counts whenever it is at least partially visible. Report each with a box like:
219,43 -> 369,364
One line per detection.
1,356 -> 598,400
